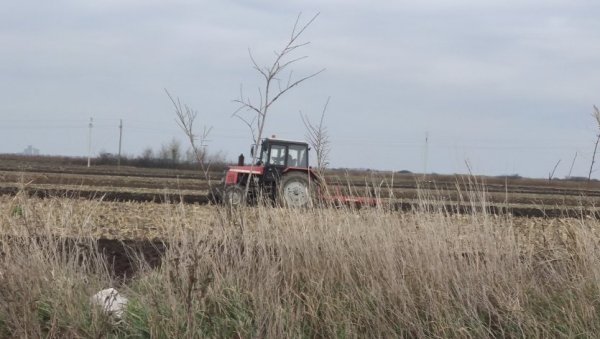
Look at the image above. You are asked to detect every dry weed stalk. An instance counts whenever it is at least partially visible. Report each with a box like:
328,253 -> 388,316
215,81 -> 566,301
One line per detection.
548,159 -> 561,181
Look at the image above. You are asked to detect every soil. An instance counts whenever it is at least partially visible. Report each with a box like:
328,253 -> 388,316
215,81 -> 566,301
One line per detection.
2,154 -> 600,217
96,238 -> 167,280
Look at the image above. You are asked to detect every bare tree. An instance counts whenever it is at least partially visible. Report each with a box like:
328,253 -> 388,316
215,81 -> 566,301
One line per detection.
158,144 -> 170,162
233,13 -> 325,193
140,147 -> 154,161
184,147 -> 195,163
301,96 -> 331,178
589,105 -> 600,182
166,89 -> 213,180
168,138 -> 182,165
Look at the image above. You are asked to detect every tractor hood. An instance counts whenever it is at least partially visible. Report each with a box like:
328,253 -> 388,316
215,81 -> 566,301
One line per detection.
223,165 -> 265,185
226,165 -> 264,175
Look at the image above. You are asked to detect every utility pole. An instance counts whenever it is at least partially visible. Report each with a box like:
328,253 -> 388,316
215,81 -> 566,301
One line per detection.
118,119 -> 123,168
423,131 -> 429,175
87,117 -> 93,168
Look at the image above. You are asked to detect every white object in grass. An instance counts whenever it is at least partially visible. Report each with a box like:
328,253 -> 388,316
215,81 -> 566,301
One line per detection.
91,288 -> 128,318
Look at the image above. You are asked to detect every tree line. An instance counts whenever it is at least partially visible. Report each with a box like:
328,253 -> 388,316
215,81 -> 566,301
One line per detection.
96,138 -> 227,171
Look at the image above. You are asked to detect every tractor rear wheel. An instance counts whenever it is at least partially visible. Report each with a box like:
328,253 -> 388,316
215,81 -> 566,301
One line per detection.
278,172 -> 315,208
223,185 -> 245,207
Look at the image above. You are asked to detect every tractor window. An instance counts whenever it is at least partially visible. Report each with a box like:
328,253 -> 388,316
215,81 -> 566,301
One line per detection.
288,145 -> 308,167
268,144 -> 287,166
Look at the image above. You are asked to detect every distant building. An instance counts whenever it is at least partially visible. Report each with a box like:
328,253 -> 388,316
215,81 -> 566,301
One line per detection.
22,145 -> 40,156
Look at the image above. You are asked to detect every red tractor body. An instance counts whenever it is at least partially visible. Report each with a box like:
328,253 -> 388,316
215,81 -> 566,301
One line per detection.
213,138 -> 320,207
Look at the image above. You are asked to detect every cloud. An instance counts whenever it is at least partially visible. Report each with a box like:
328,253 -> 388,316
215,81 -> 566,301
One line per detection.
1,0 -> 600,177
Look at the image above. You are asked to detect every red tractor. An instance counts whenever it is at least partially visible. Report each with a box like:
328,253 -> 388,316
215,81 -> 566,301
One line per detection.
212,137 -> 320,207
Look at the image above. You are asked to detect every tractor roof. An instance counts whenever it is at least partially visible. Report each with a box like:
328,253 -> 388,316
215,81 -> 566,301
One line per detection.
263,137 -> 308,146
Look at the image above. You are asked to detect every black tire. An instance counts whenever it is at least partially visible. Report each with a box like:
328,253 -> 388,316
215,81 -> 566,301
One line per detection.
222,185 -> 245,207
277,172 -> 315,208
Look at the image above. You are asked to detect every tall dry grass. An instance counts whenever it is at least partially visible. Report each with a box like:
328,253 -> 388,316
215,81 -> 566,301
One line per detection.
0,189 -> 600,337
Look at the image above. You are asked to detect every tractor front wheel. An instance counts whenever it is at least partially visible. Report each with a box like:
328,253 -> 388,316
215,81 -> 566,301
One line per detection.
223,185 -> 245,207
278,172 -> 315,208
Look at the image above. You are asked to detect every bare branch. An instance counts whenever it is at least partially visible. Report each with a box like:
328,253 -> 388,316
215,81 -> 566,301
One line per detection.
267,68 -> 326,109
590,105 -> 600,182
291,13 -> 319,42
232,99 -> 263,117
319,96 -> 330,126
301,96 -> 331,178
568,151 -> 577,178
286,41 -> 311,52
548,159 -> 561,181
248,49 -> 268,80
258,86 -> 263,112
166,88 -> 212,181
590,135 -> 600,182
286,70 -> 294,88
277,56 -> 309,75
291,12 -> 302,40
235,115 -> 258,143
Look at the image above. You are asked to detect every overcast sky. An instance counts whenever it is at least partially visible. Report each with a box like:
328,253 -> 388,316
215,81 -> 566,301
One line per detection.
2,0 -> 600,178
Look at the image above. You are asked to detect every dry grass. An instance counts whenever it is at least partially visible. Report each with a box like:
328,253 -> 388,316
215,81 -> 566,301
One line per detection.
0,195 -> 213,239
1,191 -> 600,337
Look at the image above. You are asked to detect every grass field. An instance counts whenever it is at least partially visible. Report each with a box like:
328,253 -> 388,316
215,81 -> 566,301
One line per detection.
1,194 -> 600,337
2,155 -> 600,337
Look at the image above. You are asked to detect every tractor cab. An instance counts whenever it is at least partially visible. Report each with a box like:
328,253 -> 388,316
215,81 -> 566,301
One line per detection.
255,138 -> 310,187
256,138 -> 309,168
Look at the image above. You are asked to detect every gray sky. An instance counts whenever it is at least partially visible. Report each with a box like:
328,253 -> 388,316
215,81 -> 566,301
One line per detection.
2,0 -> 600,178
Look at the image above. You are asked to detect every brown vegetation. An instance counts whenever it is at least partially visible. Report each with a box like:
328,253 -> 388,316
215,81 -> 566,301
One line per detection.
1,191 -> 600,336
